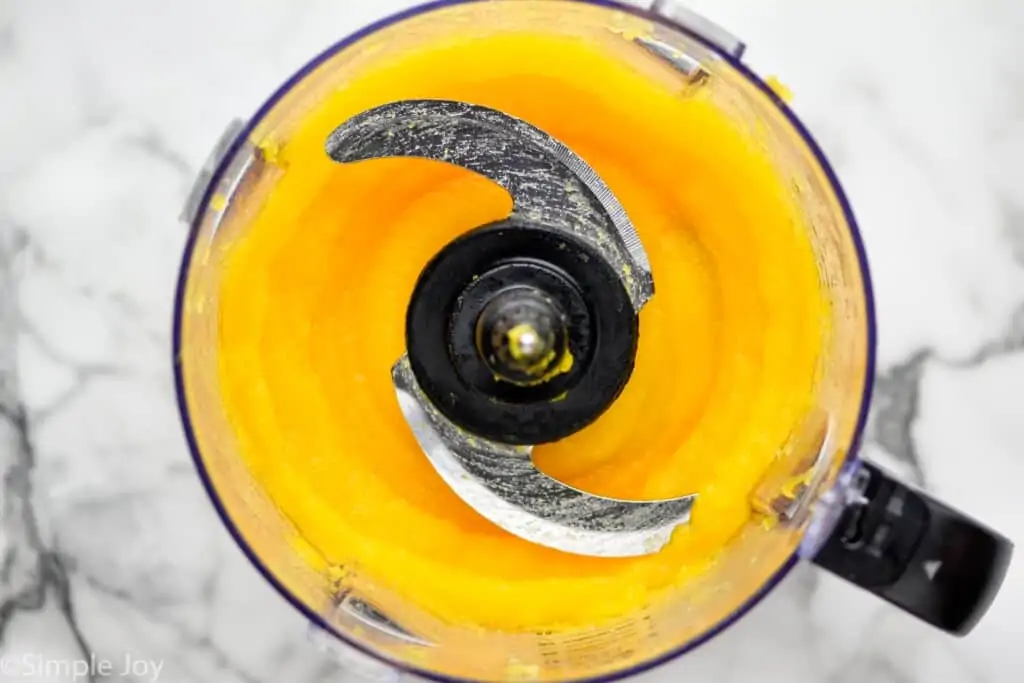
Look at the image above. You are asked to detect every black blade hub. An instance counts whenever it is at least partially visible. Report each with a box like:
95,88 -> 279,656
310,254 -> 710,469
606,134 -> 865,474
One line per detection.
405,218 -> 639,445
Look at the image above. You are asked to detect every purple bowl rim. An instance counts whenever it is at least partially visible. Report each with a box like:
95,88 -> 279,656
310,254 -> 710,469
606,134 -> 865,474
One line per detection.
171,1 -> 878,681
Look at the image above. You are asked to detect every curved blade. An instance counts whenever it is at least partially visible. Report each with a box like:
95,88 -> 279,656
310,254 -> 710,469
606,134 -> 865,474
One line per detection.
326,99 -> 653,308
393,357 -> 694,558
326,100 -> 688,557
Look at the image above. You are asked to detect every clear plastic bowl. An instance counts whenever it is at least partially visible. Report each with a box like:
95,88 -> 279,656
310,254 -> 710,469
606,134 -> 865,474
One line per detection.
174,2 -> 1006,682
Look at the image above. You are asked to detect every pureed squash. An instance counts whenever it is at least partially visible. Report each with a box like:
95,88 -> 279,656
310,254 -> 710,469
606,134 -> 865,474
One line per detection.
216,28 -> 826,631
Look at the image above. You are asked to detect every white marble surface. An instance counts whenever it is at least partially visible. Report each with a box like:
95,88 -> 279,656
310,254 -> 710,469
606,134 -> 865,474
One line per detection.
1,0 -> 1022,681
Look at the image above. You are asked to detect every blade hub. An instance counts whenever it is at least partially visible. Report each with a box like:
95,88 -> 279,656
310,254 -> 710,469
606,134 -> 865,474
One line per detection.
405,218 -> 637,445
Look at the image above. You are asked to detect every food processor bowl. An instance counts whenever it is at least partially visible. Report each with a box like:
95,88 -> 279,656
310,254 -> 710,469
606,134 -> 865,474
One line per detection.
174,1 -> 1012,681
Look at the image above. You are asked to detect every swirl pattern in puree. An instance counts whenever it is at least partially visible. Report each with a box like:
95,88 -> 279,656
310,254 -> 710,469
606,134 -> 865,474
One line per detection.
216,31 -> 826,631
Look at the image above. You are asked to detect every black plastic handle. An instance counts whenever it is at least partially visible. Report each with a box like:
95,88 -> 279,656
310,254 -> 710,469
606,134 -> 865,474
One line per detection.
812,461 -> 1013,635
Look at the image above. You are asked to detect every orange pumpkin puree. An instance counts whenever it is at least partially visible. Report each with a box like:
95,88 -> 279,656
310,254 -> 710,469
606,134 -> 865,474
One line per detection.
217,30 -> 825,630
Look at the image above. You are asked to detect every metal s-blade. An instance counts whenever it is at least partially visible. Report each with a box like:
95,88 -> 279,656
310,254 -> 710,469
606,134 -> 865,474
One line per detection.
326,99 -> 691,557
